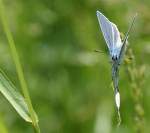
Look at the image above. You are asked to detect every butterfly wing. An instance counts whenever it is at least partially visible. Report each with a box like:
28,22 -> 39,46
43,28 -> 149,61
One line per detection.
96,11 -> 113,54
96,11 -> 122,58
111,23 -> 122,58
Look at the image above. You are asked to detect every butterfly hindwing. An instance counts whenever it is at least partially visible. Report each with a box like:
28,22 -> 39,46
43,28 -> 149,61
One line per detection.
111,23 -> 122,58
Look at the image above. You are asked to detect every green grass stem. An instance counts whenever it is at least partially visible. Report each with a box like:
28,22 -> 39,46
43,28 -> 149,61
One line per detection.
0,0 -> 40,132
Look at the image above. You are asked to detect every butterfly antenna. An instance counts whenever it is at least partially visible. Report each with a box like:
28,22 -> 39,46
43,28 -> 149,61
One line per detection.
123,13 -> 138,45
94,49 -> 104,54
119,13 -> 138,60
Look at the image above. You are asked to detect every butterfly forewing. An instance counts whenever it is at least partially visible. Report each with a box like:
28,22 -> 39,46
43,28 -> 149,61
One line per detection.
96,11 -> 113,53
96,11 -> 122,58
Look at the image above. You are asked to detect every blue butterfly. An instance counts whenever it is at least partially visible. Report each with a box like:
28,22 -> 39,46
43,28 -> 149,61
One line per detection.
96,11 -> 137,111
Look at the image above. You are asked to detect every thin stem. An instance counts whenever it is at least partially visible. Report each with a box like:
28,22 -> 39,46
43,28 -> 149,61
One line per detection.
0,0 -> 40,132
125,48 -> 145,133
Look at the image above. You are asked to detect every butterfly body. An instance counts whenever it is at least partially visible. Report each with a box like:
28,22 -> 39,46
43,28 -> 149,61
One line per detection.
112,60 -> 119,92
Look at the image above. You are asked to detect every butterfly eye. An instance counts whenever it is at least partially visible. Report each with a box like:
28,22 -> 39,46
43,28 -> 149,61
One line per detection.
112,55 -> 118,61
115,56 -> 118,60
112,56 -> 115,60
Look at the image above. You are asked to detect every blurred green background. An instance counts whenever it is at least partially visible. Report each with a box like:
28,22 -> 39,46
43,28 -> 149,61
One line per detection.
0,0 -> 150,132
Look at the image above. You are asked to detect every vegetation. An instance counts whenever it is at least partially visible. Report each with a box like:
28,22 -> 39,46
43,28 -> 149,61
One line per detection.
0,0 -> 149,133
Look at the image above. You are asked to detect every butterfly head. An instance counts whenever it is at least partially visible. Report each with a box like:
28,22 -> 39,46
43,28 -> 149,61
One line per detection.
112,55 -> 118,61
110,48 -> 121,61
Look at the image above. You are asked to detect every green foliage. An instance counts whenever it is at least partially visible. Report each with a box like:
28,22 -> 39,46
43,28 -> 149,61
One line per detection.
125,48 -> 145,133
0,71 -> 37,123
0,0 -> 40,132
0,0 -> 149,133
0,114 -> 8,133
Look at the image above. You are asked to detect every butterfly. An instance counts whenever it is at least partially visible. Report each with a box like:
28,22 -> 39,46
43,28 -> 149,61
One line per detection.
96,11 -> 137,111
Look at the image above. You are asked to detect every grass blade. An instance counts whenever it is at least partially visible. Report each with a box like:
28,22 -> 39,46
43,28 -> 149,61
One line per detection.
0,0 -> 40,132
0,71 -> 37,123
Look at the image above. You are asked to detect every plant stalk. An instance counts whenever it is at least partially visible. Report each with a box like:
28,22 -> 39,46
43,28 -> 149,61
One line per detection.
0,0 -> 40,132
